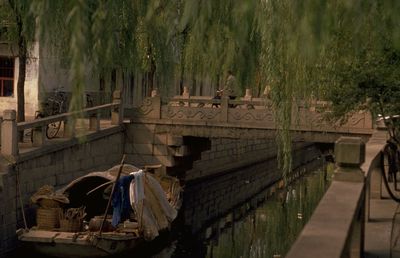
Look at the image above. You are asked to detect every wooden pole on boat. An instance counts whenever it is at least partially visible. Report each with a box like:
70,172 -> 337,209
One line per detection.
98,154 -> 126,236
86,181 -> 113,196
16,167 -> 28,230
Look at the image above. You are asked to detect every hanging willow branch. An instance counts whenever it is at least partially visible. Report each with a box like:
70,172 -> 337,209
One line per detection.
27,0 -> 400,182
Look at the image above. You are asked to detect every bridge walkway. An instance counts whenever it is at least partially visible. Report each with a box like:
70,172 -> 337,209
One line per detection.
366,190 -> 399,257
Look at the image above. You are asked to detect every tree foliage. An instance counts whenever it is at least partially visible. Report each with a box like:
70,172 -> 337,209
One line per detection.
23,0 -> 400,177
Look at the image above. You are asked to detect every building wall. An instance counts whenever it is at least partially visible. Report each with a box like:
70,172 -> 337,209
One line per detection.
37,42 -> 104,107
0,43 -> 40,117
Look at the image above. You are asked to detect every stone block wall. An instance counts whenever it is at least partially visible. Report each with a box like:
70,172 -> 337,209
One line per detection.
186,138 -> 316,181
124,125 -> 322,234
0,130 -> 124,256
183,158 -> 281,233
186,138 -> 277,181
124,124 -> 192,171
183,143 -> 322,233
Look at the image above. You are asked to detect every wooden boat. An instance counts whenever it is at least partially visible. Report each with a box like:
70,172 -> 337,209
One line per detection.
17,163 -> 182,258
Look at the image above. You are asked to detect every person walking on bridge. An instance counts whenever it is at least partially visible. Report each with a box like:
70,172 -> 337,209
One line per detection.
220,70 -> 238,100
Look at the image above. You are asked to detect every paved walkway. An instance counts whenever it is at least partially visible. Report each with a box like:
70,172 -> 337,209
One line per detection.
366,189 -> 400,258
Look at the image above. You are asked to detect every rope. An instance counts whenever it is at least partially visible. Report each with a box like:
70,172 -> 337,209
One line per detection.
16,166 -> 28,230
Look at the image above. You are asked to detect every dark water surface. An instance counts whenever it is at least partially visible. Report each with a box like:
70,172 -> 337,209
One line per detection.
14,162 -> 332,258
149,165 -> 332,258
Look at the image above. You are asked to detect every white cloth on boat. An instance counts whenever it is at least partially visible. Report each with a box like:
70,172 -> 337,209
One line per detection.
130,169 -> 145,202
129,173 -> 179,240
145,175 -> 177,221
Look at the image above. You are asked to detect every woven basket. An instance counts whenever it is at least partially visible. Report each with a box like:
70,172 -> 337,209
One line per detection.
60,219 -> 82,232
38,198 -> 60,208
36,208 -> 61,230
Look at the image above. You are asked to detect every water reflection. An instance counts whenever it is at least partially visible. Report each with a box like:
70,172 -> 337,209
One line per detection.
150,165 -> 332,258
13,163 -> 332,258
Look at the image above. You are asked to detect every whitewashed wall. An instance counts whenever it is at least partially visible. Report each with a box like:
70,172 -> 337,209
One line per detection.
0,43 -> 40,117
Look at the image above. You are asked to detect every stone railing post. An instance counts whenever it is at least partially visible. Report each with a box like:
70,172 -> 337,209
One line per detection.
243,88 -> 252,101
334,136 -> 365,257
149,94 -> 161,119
32,125 -> 47,147
151,89 -> 159,97
63,118 -> 75,138
89,112 -> 100,131
334,136 -> 365,182
111,90 -> 123,125
1,110 -> 18,156
182,86 -> 190,98
182,86 -> 190,107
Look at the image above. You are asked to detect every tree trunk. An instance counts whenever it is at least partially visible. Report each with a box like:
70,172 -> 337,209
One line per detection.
99,73 -> 105,105
148,59 -> 156,96
17,34 -> 27,123
9,0 -> 27,126
14,7 -> 27,142
179,27 -> 189,95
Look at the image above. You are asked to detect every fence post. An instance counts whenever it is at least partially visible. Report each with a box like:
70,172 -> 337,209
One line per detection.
63,118 -> 76,138
89,112 -> 100,131
1,110 -> 18,156
32,125 -> 47,147
111,90 -> 123,125
334,136 -> 366,257
182,86 -> 190,98
334,136 -> 365,182
151,89 -> 159,97
244,88 -> 252,100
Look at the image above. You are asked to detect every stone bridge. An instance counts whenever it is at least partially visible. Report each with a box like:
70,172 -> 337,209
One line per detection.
126,90 -> 374,143
0,90 -> 378,256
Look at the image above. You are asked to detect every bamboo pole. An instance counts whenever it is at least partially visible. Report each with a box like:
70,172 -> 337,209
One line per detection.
98,154 -> 126,236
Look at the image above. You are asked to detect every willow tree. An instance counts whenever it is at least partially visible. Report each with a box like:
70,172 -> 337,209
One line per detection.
31,0 -> 178,110
30,0 -> 400,181
173,0 -> 400,179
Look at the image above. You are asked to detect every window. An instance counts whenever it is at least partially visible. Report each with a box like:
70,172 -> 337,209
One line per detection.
0,57 -> 14,97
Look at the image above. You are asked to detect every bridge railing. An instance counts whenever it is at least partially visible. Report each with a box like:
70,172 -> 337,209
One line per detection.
1,90 -> 124,157
128,88 -> 373,137
286,131 -> 388,258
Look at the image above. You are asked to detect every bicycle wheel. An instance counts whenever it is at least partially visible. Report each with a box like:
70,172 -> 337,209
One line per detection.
46,101 -> 62,139
46,121 -> 62,139
383,144 -> 400,191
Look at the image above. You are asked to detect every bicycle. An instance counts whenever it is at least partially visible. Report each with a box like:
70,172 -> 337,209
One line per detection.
383,138 -> 400,191
32,88 -> 68,140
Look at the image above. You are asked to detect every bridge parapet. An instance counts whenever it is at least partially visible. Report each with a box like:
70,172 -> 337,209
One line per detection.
127,91 -> 374,142
1,90 -> 123,159
286,130 -> 388,257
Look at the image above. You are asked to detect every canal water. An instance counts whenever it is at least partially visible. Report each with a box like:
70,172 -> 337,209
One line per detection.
13,160 -> 333,258
135,161 -> 333,258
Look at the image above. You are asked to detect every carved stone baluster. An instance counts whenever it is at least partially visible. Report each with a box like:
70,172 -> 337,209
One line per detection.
89,111 -> 100,131
1,110 -> 18,156
32,124 -> 47,147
